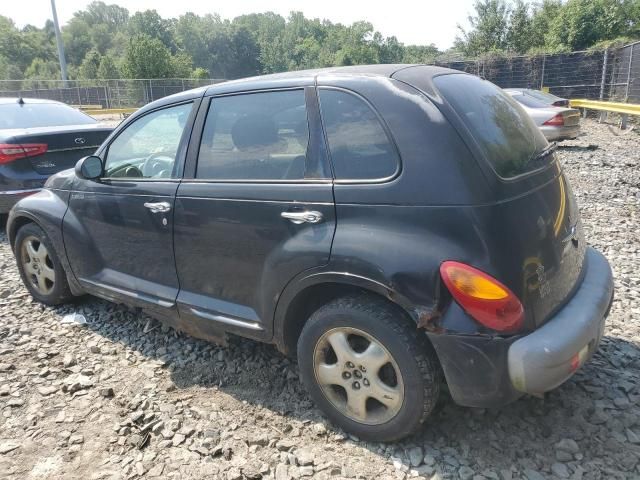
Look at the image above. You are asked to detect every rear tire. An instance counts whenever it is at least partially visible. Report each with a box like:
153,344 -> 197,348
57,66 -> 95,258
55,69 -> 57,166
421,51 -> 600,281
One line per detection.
297,294 -> 441,442
15,223 -> 73,305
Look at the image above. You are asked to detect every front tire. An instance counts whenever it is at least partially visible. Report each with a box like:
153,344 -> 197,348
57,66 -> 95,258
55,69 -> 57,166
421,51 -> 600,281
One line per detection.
297,294 -> 441,442
15,223 -> 73,305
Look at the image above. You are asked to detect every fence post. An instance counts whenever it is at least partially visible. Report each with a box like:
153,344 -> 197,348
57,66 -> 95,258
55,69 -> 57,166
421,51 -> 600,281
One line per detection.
599,49 -> 609,122
599,49 -> 608,100
625,43 -> 634,102
540,54 -> 546,89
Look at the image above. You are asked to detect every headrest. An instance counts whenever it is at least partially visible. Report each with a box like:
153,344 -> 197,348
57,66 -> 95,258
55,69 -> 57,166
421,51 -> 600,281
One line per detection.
231,115 -> 278,151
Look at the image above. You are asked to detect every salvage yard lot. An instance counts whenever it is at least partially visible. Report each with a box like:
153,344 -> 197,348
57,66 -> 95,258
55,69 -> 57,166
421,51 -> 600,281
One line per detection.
0,119 -> 639,480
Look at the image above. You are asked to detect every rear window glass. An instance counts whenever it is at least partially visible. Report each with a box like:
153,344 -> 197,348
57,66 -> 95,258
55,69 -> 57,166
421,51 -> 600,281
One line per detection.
435,74 -> 548,178
318,89 -> 398,180
510,93 -> 549,108
0,102 -> 96,129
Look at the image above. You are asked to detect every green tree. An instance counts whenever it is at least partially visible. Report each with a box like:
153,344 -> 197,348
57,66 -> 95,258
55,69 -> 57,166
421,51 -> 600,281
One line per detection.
455,0 -> 510,56
128,10 -> 174,51
122,35 -> 173,78
97,55 -> 119,78
191,67 -> 209,79
171,52 -> 194,77
0,55 -> 22,80
79,49 -> 101,79
506,0 -> 533,53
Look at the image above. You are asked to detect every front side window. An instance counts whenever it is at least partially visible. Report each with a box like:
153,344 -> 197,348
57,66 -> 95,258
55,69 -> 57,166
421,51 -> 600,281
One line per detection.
197,90 -> 309,180
318,89 -> 399,180
104,102 -> 192,179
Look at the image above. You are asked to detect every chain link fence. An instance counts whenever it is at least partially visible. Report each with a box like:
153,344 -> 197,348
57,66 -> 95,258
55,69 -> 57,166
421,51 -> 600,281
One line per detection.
0,41 -> 638,107
0,78 -> 226,109
433,41 -> 640,103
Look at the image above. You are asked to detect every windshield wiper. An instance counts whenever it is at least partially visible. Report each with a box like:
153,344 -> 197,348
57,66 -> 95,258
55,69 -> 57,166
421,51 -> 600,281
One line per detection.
532,141 -> 557,163
524,141 -> 557,168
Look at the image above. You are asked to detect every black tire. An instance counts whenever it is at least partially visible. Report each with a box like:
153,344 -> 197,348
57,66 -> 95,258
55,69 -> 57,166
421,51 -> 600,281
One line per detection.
297,294 -> 441,442
14,223 -> 73,305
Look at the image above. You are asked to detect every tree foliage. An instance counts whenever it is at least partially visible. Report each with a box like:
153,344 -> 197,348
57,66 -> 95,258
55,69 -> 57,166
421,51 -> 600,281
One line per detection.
0,0 -> 637,82
456,0 -> 639,56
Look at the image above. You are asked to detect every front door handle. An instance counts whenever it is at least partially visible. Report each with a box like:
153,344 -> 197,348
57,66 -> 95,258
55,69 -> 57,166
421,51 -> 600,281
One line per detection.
143,201 -> 171,213
281,210 -> 324,224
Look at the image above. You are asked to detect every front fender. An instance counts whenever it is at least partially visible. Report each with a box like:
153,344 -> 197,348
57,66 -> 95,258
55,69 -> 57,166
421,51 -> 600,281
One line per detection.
7,188 -> 82,295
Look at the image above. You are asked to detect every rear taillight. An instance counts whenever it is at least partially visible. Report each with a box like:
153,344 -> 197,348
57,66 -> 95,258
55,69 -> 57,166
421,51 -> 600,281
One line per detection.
543,114 -> 564,126
440,261 -> 524,333
0,143 -> 48,165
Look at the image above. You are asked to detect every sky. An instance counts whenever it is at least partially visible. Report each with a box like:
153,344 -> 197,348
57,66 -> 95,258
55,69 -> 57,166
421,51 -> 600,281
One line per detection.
1,0 -> 474,50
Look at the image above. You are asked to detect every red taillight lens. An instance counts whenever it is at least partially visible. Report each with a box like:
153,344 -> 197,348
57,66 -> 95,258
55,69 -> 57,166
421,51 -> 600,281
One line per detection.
440,261 -> 524,333
0,143 -> 48,165
543,114 -> 564,126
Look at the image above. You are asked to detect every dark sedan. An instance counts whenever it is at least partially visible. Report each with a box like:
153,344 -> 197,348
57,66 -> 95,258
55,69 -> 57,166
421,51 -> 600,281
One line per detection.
0,98 -> 113,213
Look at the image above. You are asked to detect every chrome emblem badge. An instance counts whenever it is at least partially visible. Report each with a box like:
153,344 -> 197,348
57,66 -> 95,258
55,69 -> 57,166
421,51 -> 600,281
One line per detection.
74,137 -> 86,144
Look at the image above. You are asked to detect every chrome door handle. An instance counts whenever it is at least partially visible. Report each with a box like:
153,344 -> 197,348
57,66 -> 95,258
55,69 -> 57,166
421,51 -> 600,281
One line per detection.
143,201 -> 171,213
281,210 -> 324,224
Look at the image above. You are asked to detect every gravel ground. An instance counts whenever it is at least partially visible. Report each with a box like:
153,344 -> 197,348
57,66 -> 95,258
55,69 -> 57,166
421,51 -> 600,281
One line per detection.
0,119 -> 639,480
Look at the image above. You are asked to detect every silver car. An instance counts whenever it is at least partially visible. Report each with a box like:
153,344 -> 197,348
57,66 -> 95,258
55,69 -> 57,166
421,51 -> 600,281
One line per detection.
504,88 -> 569,107
505,89 -> 580,141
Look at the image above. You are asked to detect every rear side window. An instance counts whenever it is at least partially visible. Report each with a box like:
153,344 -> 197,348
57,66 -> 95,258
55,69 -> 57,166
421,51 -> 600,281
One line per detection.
0,102 -> 96,129
197,90 -> 309,180
318,89 -> 398,180
435,74 -> 548,178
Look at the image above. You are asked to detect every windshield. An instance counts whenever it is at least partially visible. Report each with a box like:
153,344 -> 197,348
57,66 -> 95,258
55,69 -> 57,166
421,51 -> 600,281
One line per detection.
435,74 -> 549,178
0,102 -> 96,129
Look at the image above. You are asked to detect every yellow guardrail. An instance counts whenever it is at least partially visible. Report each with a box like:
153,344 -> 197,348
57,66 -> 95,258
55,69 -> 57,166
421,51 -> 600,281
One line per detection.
83,107 -> 138,116
569,99 -> 640,116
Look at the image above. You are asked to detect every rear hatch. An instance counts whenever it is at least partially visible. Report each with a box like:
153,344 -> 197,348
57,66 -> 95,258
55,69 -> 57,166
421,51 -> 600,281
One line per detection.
430,73 -> 586,329
3,124 -> 112,175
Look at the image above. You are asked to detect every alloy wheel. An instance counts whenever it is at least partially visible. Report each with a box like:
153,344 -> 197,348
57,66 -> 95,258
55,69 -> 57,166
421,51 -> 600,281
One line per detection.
20,235 -> 55,296
313,327 -> 404,425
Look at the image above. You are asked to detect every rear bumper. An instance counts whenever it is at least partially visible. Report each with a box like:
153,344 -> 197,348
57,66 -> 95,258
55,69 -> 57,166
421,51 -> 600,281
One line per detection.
429,247 -> 613,407
540,124 -> 580,141
0,188 -> 42,214
508,247 -> 613,394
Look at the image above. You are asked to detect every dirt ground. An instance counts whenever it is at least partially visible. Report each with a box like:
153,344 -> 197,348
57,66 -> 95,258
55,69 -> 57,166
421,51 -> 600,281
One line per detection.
0,119 -> 639,480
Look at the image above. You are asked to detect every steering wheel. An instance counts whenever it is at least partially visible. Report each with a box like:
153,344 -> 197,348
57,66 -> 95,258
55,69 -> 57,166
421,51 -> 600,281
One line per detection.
141,152 -> 174,178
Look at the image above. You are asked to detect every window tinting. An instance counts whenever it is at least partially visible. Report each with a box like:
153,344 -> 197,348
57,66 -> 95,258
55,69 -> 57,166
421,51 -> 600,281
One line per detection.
104,102 -> 192,179
318,89 -> 398,180
197,90 -> 309,180
0,102 -> 96,129
435,74 -> 549,178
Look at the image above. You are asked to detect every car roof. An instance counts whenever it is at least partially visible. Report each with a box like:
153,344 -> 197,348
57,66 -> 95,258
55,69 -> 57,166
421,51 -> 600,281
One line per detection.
137,64 -> 460,114
0,97 -> 64,105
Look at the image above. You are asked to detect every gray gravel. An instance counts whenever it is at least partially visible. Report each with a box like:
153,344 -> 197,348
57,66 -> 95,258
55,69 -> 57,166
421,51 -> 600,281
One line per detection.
0,119 -> 639,479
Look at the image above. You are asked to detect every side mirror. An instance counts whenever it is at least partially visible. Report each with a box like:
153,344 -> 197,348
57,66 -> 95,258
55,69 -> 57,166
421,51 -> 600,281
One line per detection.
75,155 -> 103,180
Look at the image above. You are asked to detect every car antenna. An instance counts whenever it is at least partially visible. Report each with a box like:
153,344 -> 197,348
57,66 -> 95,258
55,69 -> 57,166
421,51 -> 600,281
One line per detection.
17,97 -> 25,105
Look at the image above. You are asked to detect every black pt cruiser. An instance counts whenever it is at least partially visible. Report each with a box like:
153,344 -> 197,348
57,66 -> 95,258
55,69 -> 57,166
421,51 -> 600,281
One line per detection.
7,65 -> 614,441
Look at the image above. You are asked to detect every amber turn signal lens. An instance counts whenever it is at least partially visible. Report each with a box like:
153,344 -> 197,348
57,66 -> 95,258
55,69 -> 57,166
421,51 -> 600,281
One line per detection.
440,261 -> 524,333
